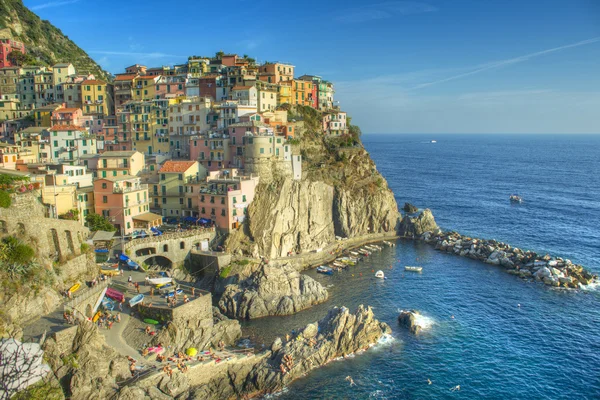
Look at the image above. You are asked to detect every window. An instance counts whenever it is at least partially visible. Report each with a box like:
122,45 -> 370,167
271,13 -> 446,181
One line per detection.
102,196 -> 107,203
242,195 -> 246,202
163,244 -> 168,252
180,241 -> 185,249
101,182 -> 107,189
233,209 -> 237,216
201,207 -> 205,213
161,174 -> 165,180
178,174 -> 183,180
179,198 -> 184,205
233,197 -> 237,204
221,209 -> 226,216
260,148 -> 264,154
220,197 -> 225,205
162,198 -> 166,204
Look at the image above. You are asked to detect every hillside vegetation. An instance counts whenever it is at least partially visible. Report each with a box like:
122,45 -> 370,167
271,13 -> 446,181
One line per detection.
0,0 -> 110,80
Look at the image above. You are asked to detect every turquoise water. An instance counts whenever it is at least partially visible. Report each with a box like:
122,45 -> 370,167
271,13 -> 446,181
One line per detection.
242,134 -> 600,399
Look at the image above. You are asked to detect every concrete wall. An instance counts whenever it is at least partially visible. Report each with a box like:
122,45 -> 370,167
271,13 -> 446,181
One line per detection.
188,251 -> 231,278
138,292 -> 212,324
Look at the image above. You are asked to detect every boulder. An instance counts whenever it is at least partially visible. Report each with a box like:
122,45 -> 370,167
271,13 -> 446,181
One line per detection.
398,209 -> 439,237
398,310 -> 422,334
219,263 -> 329,319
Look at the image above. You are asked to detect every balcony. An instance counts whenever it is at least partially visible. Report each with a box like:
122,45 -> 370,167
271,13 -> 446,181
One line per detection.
113,183 -> 148,193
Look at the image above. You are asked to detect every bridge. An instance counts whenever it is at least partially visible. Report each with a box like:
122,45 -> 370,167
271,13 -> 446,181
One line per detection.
123,228 -> 216,268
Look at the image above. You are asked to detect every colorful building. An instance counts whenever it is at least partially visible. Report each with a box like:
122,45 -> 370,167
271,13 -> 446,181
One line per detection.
0,39 -> 26,68
257,62 -> 294,84
81,79 -> 113,117
154,160 -> 206,218
93,175 -> 158,235
197,170 -> 259,231
97,150 -> 145,178
47,124 -> 96,163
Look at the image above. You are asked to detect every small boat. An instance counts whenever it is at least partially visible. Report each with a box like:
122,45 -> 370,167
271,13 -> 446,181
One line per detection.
510,194 -> 523,203
316,266 -> 334,275
383,241 -> 396,247
405,266 -> 423,273
144,318 -> 159,325
375,270 -> 385,279
350,251 -> 359,256
92,311 -> 102,323
100,264 -> 121,276
149,277 -> 172,286
164,288 -> 183,298
68,283 -> 81,294
126,259 -> 140,271
102,297 -> 115,311
105,287 -> 125,302
129,294 -> 144,307
431,140 -> 437,143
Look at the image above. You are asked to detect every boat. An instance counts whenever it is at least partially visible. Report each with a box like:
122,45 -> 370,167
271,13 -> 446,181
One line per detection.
164,288 -> 183,298
126,259 -> 140,271
148,277 -> 172,286
68,283 -> 81,294
332,261 -> 346,268
431,140 -> 437,143
405,266 -> 423,273
105,287 -> 125,302
102,297 -> 115,311
350,251 -> 359,256
129,294 -> 144,307
92,311 -> 102,323
375,270 -> 385,279
383,241 -> 396,247
144,318 -> 159,325
100,264 -> 120,276
316,266 -> 334,275
510,194 -> 523,203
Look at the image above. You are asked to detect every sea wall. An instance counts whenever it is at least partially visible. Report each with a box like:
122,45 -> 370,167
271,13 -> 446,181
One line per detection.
400,209 -> 597,288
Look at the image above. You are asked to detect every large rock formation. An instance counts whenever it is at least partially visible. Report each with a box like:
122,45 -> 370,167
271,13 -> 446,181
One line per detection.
398,310 -> 424,334
399,208 -> 439,237
43,322 -> 131,400
126,305 -> 391,400
226,141 -> 400,259
219,263 -> 328,319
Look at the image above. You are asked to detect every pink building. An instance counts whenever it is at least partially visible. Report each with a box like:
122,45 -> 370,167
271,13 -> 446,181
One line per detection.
93,175 -> 160,235
51,107 -> 83,126
0,39 -> 25,68
197,170 -> 259,231
322,111 -> 348,135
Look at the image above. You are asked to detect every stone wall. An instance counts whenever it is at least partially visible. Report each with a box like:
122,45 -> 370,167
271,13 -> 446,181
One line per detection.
138,292 -> 212,324
0,192 -> 89,262
188,251 -> 231,278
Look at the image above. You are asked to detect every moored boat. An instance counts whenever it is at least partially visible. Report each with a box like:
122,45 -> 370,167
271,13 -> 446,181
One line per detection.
68,282 -> 81,294
316,266 -> 334,275
105,287 -> 125,302
102,297 -> 115,311
148,277 -> 172,286
375,270 -> 385,279
509,194 -> 523,203
405,266 -> 423,273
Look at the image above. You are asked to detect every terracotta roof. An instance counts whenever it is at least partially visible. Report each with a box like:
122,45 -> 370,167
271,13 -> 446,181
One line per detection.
114,74 -> 136,81
54,108 -> 80,113
82,79 -> 106,85
49,125 -> 86,131
138,75 -> 160,80
159,160 -> 197,173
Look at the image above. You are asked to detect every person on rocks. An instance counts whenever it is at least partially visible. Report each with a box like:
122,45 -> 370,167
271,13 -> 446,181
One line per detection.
150,287 -> 154,297
145,276 -> 149,286
183,294 -> 190,303
191,287 -> 195,297
135,282 -> 140,293
128,275 -> 133,286
116,313 -> 121,322
145,326 -> 151,335
279,363 -> 287,375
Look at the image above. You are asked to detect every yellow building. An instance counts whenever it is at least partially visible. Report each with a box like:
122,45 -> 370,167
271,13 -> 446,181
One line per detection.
33,103 -> 62,127
14,127 -> 49,163
121,98 -> 173,155
154,160 -> 205,218
132,75 -> 160,101
187,58 -> 209,77
81,79 -> 113,117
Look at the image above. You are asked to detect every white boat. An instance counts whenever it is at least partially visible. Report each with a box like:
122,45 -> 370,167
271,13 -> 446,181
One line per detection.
405,266 -> 423,273
375,270 -> 385,279
129,294 -> 144,307
350,251 -> 359,256
148,277 -> 172,286
431,140 -> 437,143
510,194 -> 523,203
383,241 -> 396,247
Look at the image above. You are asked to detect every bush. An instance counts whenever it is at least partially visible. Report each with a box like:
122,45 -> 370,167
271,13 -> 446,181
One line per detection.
59,209 -> 79,221
0,190 -> 10,208
219,265 -> 232,279
80,243 -> 90,253
2,236 -> 35,265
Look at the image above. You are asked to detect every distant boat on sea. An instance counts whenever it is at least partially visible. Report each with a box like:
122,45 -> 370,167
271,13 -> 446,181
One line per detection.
430,140 -> 437,143
510,194 -> 523,203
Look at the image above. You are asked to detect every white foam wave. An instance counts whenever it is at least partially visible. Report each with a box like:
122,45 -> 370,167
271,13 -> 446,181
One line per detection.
579,279 -> 600,292
413,313 -> 436,331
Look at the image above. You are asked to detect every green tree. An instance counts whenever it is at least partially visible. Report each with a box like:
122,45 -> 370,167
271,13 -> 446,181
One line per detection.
6,51 -> 26,66
85,213 -> 116,232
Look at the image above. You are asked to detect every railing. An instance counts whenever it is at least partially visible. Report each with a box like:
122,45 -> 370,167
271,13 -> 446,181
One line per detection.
114,184 -> 148,193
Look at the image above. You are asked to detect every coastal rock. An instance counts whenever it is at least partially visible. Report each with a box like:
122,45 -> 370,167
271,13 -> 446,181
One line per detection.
403,202 -> 419,213
398,310 -> 423,334
398,209 -> 439,237
218,263 -> 329,319
43,322 -> 131,400
149,307 -> 242,354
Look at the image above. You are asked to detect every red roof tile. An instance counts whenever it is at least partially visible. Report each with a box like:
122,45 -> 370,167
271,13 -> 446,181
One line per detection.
82,79 -> 107,85
49,124 -> 86,131
114,74 -> 137,81
159,160 -> 197,173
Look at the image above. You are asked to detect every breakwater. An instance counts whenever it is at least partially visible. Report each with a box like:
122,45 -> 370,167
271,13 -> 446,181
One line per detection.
419,230 -> 597,288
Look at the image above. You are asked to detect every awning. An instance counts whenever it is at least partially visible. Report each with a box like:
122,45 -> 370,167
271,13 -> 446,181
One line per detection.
91,230 -> 116,242
133,212 -> 163,223
199,218 -> 211,224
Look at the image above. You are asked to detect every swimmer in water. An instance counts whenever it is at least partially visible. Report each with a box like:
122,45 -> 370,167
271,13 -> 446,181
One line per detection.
518,304 -> 521,307
451,315 -> 455,319
427,378 -> 432,385
345,376 -> 356,386
450,385 -> 461,391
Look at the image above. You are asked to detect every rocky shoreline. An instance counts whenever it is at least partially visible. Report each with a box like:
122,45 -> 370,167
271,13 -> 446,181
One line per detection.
400,208 -> 597,288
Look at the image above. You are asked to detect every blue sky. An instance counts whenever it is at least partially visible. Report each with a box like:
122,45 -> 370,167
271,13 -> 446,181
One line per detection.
25,0 -> 600,133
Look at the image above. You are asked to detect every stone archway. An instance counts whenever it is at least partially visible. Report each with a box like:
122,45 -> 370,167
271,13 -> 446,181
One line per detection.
143,255 -> 173,269
135,247 -> 156,257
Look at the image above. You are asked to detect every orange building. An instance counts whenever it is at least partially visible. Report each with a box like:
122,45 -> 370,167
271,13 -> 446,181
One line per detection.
257,63 -> 294,84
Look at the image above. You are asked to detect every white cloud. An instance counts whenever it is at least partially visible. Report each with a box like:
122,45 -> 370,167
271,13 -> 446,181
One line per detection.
335,1 -> 437,23
30,0 -> 79,11
90,51 -> 183,59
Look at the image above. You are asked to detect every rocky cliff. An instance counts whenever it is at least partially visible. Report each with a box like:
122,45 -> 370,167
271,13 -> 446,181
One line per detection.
0,0 -> 110,79
123,305 -> 391,399
43,322 -> 130,400
226,108 -> 400,259
218,263 -> 328,319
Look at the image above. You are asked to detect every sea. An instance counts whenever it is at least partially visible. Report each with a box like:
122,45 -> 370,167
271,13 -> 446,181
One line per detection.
241,134 -> 600,399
